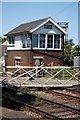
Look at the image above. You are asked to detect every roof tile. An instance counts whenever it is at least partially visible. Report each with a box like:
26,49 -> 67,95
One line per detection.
5,17 -> 49,35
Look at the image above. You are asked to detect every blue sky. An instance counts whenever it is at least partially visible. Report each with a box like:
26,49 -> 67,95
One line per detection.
78,1 -> 80,45
1,2 -> 78,45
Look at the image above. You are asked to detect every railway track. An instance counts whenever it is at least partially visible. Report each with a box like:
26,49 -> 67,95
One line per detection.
2,86 -> 80,120
44,89 -> 80,99
64,87 -> 80,95
37,88 -> 80,110
3,94 -> 58,120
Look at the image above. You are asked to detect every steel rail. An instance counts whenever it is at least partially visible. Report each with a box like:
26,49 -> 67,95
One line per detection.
2,93 -> 61,120
65,88 -> 80,93
2,86 -> 80,112
2,86 -> 80,114
27,92 -> 80,115
41,97 -> 80,114
44,89 -> 80,100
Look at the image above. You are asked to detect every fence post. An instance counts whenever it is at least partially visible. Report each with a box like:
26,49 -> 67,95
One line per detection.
63,68 -> 64,80
36,66 -> 38,77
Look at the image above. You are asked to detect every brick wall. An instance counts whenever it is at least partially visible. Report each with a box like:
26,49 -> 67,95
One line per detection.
5,50 -> 31,66
33,50 -> 64,66
5,50 -> 64,67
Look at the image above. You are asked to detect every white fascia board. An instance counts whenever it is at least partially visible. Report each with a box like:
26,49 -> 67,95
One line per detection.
49,18 -> 67,35
30,18 -> 67,35
30,18 -> 49,33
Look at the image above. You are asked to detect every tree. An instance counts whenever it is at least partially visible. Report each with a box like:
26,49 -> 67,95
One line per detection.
72,45 -> 80,56
0,36 -> 7,44
0,36 -> 2,44
64,39 -> 80,66
64,39 -> 75,66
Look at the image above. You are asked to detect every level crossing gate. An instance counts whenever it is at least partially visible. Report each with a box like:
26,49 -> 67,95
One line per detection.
1,66 -> 80,87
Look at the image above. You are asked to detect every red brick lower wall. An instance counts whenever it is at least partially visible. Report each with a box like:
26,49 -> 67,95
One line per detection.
5,50 -> 64,71
5,50 -> 31,66
33,50 -> 64,66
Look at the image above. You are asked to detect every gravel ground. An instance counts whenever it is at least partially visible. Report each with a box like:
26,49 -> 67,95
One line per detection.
2,107 -> 42,119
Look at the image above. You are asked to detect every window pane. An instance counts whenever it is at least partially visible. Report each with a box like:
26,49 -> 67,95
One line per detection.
40,34 -> 45,48
15,59 -> 21,66
27,39 -> 30,48
32,34 -> 38,47
9,37 -> 14,44
26,35 -> 30,48
9,39 -> 11,44
34,59 -> 42,66
21,34 -> 30,48
21,34 -> 27,48
54,35 -> 60,48
47,35 -> 53,48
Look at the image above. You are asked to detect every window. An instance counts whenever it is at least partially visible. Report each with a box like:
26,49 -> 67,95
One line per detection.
44,25 -> 52,29
21,34 -> 30,48
25,34 -> 31,48
40,34 -> 45,48
47,35 -> 53,48
15,58 -> 21,66
32,34 -> 38,48
34,59 -> 42,66
9,36 -> 15,44
54,35 -> 60,48
27,39 -> 30,48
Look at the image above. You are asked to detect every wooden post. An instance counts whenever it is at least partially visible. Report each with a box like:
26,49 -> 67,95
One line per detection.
36,66 -> 38,77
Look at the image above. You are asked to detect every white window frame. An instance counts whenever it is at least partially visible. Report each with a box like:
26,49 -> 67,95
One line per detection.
25,34 -> 31,48
33,34 -> 61,50
38,34 -> 40,48
33,56 -> 43,66
39,34 -> 45,48
8,36 -> 15,45
47,34 -> 53,48
14,57 -> 21,66
32,34 -> 38,48
54,34 -> 61,49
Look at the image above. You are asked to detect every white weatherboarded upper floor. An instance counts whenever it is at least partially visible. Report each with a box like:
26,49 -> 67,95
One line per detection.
5,17 -> 67,50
